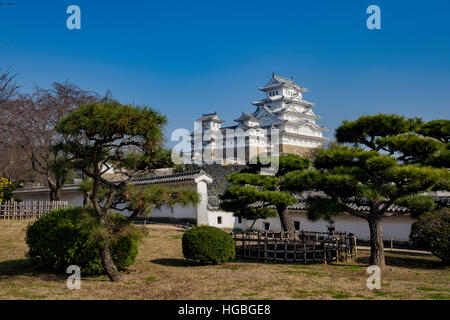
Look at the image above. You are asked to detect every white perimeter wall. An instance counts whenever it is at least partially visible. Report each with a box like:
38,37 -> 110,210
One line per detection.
15,189 -> 197,220
16,191 -> 84,207
208,210 -> 414,242
16,188 -> 415,241
150,204 -> 196,219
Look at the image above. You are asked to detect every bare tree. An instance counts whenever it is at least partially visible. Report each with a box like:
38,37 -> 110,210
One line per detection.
6,81 -> 100,199
0,70 -> 19,108
0,70 -> 28,183
0,70 -> 20,133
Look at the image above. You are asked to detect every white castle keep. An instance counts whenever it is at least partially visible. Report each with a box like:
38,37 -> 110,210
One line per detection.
190,73 -> 329,164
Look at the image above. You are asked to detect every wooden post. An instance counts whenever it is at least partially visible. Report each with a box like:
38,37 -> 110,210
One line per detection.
293,236 -> 297,263
336,238 -> 340,262
274,237 -> 277,262
345,235 -> 349,261
302,232 -> 307,264
242,232 -> 246,258
257,231 -> 261,260
264,237 -> 268,263
284,239 -> 288,262
313,239 -> 318,263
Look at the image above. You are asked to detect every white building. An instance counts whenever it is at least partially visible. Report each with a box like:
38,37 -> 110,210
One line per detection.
189,73 -> 329,165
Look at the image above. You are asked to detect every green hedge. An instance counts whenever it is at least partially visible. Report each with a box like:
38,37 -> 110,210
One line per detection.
26,207 -> 141,275
410,207 -> 450,265
182,226 -> 235,264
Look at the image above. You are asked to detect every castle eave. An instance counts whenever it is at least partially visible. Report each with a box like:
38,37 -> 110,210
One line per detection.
282,132 -> 330,141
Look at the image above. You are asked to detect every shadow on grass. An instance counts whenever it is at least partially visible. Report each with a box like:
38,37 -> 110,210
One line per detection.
0,258 -> 64,282
150,258 -> 205,267
0,258 -> 112,282
356,252 -> 446,270
231,252 -> 446,271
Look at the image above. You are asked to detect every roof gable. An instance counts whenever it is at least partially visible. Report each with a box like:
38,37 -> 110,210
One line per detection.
253,106 -> 282,124
233,112 -> 261,123
196,112 -> 225,123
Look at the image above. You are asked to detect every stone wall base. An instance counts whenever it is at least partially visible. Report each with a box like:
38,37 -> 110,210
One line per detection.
279,144 -> 320,158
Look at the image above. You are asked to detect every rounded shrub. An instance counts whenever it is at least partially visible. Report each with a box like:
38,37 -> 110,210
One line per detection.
182,226 -> 235,264
410,208 -> 450,265
26,207 -> 141,275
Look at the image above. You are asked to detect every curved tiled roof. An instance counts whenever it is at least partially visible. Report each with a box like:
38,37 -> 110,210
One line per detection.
259,73 -> 307,92
246,200 -> 419,215
233,112 -> 261,123
216,186 -> 450,216
15,170 -> 212,194
195,112 -> 225,123
130,170 -> 211,185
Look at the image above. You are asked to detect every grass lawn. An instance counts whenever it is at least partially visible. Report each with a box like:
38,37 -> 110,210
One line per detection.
0,220 -> 449,300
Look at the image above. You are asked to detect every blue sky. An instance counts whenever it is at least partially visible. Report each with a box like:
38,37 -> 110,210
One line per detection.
1,0 -> 449,147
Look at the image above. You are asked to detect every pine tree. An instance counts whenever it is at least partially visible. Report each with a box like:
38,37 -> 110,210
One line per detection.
283,114 -> 450,267
220,154 -> 310,232
56,102 -> 198,281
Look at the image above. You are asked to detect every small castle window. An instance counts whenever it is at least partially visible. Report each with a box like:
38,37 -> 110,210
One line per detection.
327,225 -> 335,235
217,216 -> 222,224
263,222 -> 270,231
294,221 -> 300,231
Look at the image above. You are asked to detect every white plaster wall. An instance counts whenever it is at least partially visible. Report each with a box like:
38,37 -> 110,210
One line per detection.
196,180 -> 210,225
293,214 -> 414,241
291,105 -> 305,113
297,125 -> 315,136
207,210 -> 245,229
150,205 -> 196,219
282,88 -> 300,97
15,191 -> 84,207
14,184 -> 200,222
208,210 -> 414,242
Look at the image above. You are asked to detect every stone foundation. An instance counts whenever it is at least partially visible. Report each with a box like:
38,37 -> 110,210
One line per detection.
279,144 -> 319,158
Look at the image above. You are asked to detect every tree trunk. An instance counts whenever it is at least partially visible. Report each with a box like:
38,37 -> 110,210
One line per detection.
82,172 -> 92,207
99,244 -> 126,282
277,206 -> 293,233
368,217 -> 385,268
48,178 -> 61,201
83,192 -> 91,207
50,188 -> 61,201
97,212 -> 125,282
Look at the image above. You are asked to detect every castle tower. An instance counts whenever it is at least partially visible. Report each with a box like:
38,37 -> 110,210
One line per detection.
251,73 -> 329,156
191,112 -> 225,164
189,74 -> 329,165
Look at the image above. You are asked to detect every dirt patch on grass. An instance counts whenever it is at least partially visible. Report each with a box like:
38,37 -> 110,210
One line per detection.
0,220 -> 448,300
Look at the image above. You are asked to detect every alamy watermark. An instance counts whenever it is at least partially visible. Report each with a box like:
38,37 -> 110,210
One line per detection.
67,265 -> 81,290
366,5 -> 381,30
366,265 -> 381,290
66,5 -> 81,30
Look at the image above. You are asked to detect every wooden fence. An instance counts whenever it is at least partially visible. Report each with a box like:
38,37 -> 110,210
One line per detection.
231,230 -> 357,264
0,200 -> 69,220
